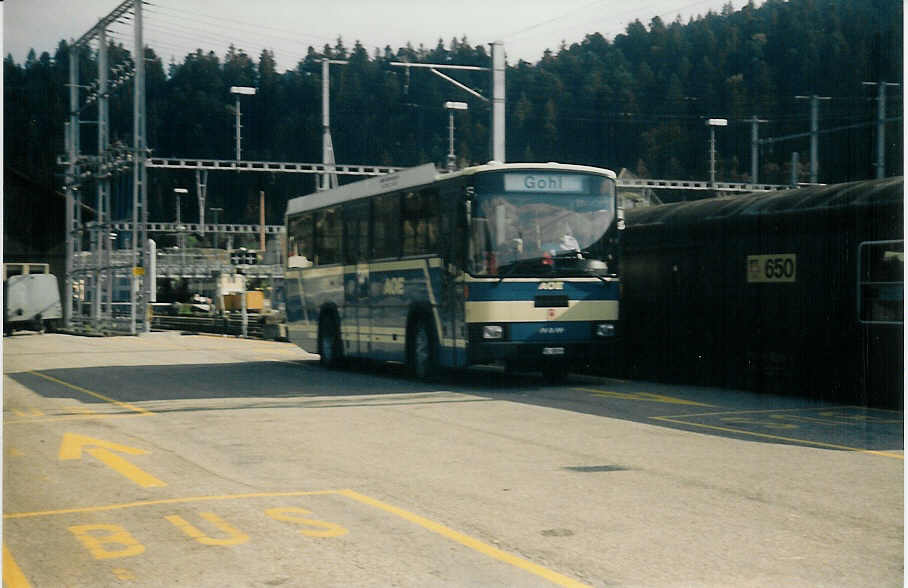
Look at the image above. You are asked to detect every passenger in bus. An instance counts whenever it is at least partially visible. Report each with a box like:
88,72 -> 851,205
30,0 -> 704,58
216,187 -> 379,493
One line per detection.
560,231 -> 580,252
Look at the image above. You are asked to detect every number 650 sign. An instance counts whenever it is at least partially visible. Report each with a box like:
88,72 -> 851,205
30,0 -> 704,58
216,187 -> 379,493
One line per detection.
747,254 -> 797,283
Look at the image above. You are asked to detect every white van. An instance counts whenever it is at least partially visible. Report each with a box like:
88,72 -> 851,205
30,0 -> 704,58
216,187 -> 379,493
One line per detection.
4,273 -> 63,334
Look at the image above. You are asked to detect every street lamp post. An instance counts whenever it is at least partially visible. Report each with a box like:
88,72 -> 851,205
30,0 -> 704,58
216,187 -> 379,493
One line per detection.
230,86 -> 256,162
706,118 -> 728,186
444,101 -> 468,171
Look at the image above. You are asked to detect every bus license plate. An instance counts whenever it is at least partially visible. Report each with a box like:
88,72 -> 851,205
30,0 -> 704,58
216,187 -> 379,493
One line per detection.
542,347 -> 565,356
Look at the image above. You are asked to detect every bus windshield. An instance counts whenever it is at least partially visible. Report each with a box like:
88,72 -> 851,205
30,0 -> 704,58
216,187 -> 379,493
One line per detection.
468,174 -> 616,277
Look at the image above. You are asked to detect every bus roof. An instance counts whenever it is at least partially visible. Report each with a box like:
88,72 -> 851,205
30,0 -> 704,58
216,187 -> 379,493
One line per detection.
286,161 -> 617,217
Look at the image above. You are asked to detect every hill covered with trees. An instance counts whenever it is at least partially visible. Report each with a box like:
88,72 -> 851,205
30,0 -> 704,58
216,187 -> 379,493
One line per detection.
4,0 -> 902,259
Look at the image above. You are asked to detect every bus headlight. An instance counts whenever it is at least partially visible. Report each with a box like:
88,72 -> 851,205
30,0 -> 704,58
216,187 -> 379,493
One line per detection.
483,325 -> 504,339
595,323 -> 616,337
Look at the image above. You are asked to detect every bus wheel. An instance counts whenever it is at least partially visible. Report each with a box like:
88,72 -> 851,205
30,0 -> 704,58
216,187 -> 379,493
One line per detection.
318,314 -> 343,368
409,317 -> 437,380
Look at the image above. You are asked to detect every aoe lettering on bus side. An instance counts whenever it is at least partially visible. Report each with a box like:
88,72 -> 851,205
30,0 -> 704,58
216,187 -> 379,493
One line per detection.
383,277 -> 405,296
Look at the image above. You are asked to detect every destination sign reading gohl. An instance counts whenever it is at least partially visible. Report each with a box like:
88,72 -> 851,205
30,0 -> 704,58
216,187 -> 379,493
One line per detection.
504,174 -> 586,193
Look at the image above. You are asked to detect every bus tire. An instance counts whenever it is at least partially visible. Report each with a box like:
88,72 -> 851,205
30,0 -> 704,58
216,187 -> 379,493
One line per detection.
318,313 -> 343,368
408,316 -> 437,380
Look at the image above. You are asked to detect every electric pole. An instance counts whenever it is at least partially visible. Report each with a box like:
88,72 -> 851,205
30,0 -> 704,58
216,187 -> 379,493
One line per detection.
321,58 -> 348,191
862,81 -> 900,179
794,94 -> 831,183
746,116 -> 768,184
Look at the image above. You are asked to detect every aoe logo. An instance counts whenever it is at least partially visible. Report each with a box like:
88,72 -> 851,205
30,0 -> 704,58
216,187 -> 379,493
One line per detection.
538,281 -> 564,290
383,277 -> 405,296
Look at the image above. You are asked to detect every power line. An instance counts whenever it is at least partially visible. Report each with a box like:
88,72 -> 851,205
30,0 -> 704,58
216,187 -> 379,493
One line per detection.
147,1 -> 335,46
500,0 -> 607,40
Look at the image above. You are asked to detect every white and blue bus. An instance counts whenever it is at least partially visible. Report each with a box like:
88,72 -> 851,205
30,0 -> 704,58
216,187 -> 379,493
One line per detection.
284,162 -> 621,380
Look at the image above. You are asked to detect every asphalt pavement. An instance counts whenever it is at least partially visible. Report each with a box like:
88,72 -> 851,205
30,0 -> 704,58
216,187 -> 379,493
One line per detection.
3,331 -> 903,587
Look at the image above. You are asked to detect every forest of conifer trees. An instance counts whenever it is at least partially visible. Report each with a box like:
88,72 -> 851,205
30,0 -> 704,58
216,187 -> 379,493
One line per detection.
3,0 -> 902,258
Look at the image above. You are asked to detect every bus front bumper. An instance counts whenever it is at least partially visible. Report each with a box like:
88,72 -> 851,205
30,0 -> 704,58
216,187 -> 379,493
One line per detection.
467,339 -> 618,367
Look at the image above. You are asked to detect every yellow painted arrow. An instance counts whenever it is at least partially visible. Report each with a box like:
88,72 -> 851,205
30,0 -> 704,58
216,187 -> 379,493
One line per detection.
58,433 -> 166,488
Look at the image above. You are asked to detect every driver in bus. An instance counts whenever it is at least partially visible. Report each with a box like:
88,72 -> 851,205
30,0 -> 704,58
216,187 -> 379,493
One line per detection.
559,224 -> 580,252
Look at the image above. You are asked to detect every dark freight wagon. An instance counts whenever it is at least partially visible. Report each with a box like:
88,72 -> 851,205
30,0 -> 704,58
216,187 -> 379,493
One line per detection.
621,178 -> 903,408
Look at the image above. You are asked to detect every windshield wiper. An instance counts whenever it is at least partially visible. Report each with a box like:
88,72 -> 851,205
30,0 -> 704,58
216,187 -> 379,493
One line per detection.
496,256 -> 555,284
496,259 -> 531,284
577,267 -> 609,283
554,248 -> 593,259
551,252 -> 610,282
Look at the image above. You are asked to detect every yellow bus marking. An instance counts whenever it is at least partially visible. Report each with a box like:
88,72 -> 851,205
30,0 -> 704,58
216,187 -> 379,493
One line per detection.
5,489 -> 588,586
27,371 -> 151,416
650,415 -> 904,459
265,507 -> 349,537
12,409 -> 43,417
2,544 -> 32,588
164,512 -> 250,545
577,387 -> 715,407
112,568 -> 136,581
338,489 -> 591,588
3,490 -> 341,519
58,433 -> 167,488
68,524 -> 146,559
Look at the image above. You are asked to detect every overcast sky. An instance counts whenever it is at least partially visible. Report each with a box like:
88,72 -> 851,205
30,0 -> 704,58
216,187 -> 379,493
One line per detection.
4,0 -> 754,70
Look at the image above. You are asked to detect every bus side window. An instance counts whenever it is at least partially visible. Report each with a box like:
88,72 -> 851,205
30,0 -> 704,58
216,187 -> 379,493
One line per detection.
315,207 -> 341,266
402,192 -> 419,256
288,214 -> 314,268
439,188 -> 464,269
402,190 -> 439,256
422,188 -> 439,253
373,193 -> 400,260
343,201 -> 370,265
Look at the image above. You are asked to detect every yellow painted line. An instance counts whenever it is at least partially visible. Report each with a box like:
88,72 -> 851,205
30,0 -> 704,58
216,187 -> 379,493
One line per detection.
763,413 -> 903,426
26,371 -> 151,416
577,387 -> 715,407
2,544 -> 31,588
12,409 -> 43,417
650,416 -> 904,460
4,413 -> 147,425
654,405 -> 902,420
338,489 -> 591,588
3,490 -> 341,520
